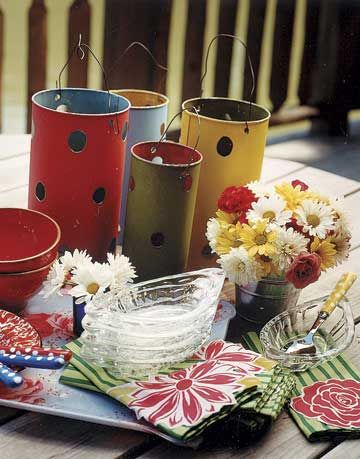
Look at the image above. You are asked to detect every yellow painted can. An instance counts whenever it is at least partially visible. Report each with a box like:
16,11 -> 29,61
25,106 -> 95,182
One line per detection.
180,97 -> 270,270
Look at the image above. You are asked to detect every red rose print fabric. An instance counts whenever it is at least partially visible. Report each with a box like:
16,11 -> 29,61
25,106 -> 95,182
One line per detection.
291,379 -> 360,429
0,378 -> 45,404
24,312 -> 73,345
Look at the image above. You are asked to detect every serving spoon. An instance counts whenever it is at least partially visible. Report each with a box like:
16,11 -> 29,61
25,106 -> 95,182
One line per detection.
284,272 -> 357,355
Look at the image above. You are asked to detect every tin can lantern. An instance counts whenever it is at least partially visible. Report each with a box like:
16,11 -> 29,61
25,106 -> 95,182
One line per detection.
110,89 -> 169,243
28,88 -> 130,262
122,140 -> 202,281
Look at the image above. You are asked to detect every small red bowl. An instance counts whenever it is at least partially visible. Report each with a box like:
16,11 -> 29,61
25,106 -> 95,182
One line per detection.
0,208 -> 60,273
0,262 -> 53,313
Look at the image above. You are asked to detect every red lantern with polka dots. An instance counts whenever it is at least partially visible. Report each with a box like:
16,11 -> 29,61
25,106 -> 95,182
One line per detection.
28,89 -> 130,262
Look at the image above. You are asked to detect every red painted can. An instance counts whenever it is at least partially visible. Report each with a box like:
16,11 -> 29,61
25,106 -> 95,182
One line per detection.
28,89 -> 130,261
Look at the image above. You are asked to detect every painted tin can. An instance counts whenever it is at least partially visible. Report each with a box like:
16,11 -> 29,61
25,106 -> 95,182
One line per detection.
28,88 -> 130,262
110,89 -> 169,243
180,97 -> 271,270
122,140 -> 202,281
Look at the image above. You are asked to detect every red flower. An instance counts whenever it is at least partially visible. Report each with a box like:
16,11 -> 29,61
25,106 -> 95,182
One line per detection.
291,179 -> 309,191
286,217 -> 305,235
128,360 -> 242,428
191,340 -> 264,377
291,379 -> 360,429
218,186 -> 256,214
0,378 -> 45,404
286,252 -> 321,289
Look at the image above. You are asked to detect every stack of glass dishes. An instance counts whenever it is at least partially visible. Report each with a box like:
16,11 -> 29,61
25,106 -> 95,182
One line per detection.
80,268 -> 225,376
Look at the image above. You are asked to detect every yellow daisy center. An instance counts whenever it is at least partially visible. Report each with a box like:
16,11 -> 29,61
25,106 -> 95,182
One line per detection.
255,234 -> 267,245
307,214 -> 320,227
86,282 -> 100,295
263,210 -> 276,220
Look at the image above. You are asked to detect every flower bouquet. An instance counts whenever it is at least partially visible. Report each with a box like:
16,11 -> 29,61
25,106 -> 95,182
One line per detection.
206,179 -> 351,324
42,249 -> 137,335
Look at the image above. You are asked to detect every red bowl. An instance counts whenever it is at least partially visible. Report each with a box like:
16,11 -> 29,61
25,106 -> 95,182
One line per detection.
0,208 -> 60,273
0,262 -> 53,313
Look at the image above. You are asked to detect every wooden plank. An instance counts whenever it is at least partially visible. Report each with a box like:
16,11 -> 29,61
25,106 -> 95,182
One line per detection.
0,412 -> 153,459
27,0 -> 47,133
181,0 -> 206,102
0,186 -> 28,208
270,0 -> 295,111
261,156 -> 305,182
67,0 -> 90,88
213,0 -> 238,98
243,0 -> 266,103
0,8 -> 3,132
0,408 -> 22,426
322,441 -> 360,459
0,155 -> 29,193
0,134 -> 31,160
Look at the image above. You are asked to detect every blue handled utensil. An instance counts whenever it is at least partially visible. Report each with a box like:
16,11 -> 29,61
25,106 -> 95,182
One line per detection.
0,362 -> 23,388
0,352 -> 66,370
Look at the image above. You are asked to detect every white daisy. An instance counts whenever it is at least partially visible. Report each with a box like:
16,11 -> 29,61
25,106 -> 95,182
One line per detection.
41,260 -> 66,298
331,231 -> 351,266
217,246 -> 258,286
295,199 -> 335,238
206,218 -> 222,251
69,262 -> 113,304
329,196 -> 351,235
60,249 -> 92,272
107,253 -> 137,287
273,227 -> 309,271
246,181 -> 273,198
246,195 -> 292,227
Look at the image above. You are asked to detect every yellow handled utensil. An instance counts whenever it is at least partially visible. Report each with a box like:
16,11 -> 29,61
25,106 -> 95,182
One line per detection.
284,272 -> 357,355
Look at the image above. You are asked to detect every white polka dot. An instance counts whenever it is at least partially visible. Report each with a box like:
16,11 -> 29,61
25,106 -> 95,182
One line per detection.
14,376 -> 22,384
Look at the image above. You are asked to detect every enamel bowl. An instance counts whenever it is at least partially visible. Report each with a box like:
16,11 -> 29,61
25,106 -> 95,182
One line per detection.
0,208 -> 60,273
81,268 -> 226,376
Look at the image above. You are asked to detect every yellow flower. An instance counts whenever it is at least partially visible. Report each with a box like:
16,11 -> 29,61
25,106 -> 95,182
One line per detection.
310,237 -> 337,270
255,254 -> 277,277
216,210 -> 238,225
238,220 -> 278,257
215,223 -> 242,255
275,182 -> 308,211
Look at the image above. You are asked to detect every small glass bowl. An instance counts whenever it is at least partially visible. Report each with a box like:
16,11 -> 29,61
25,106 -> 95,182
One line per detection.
260,296 -> 355,372
80,268 -> 225,376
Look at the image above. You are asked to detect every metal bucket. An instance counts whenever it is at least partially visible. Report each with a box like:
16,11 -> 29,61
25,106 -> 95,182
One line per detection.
28,88 -> 130,262
180,97 -> 270,270
235,277 -> 300,325
122,140 -> 202,281
110,89 -> 169,243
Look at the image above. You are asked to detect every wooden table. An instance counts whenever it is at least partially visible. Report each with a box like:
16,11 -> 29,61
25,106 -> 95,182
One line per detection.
0,134 -> 359,459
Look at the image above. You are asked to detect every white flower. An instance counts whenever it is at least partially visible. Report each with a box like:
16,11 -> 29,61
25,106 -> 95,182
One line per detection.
330,197 -> 351,235
217,247 -> 258,286
69,262 -> 113,303
60,249 -> 92,272
41,260 -> 66,298
295,199 -> 335,238
206,218 -> 222,251
331,231 -> 351,266
107,253 -> 137,287
246,195 -> 292,227
246,181 -> 273,198
273,227 -> 309,271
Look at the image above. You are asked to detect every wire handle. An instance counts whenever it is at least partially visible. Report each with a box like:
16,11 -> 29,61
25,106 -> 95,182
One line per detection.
200,33 -> 256,130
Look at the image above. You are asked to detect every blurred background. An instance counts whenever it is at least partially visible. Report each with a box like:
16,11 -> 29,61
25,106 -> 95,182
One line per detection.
0,0 -> 359,137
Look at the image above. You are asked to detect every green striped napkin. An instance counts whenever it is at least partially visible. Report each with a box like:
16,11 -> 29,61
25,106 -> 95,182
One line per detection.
242,333 -> 360,441
60,339 -> 295,445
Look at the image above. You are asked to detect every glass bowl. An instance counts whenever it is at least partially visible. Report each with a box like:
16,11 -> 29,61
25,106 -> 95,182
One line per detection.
260,296 -> 355,372
80,268 -> 225,376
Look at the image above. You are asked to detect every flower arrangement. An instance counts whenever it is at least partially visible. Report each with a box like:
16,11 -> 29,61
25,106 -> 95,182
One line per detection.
42,249 -> 137,304
206,180 -> 351,289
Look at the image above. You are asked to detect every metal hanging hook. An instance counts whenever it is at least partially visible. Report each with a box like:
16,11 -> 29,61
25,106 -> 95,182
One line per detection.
200,33 -> 255,132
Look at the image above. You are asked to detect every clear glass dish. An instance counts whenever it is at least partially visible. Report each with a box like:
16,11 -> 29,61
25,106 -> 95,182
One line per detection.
80,268 -> 225,376
260,296 -> 355,372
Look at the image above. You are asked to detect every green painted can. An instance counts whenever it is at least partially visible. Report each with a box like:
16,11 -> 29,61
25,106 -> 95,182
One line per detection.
123,140 -> 203,281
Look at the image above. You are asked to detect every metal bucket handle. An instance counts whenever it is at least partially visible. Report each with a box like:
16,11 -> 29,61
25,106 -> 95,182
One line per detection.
149,106 -> 201,183
108,41 -> 167,89
200,33 -> 256,133
55,34 -> 121,134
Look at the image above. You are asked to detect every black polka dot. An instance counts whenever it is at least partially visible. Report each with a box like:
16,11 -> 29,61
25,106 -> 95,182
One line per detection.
68,131 -> 87,153
35,182 -> 46,201
151,232 -> 165,247
122,121 -> 128,141
216,136 -> 233,157
93,187 -> 106,204
109,238 -> 116,254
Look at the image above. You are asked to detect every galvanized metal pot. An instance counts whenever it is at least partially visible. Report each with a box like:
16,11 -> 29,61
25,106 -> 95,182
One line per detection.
180,97 -> 270,270
122,140 -> 202,281
110,89 -> 169,243
235,277 -> 300,325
